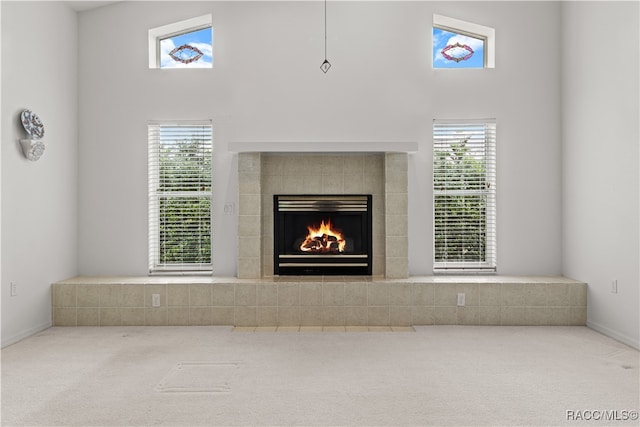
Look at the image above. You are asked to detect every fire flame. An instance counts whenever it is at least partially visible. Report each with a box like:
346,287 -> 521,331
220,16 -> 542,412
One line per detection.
300,220 -> 346,253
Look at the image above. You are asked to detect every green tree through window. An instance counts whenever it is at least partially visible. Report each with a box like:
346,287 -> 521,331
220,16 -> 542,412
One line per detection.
433,121 -> 496,272
149,123 -> 212,272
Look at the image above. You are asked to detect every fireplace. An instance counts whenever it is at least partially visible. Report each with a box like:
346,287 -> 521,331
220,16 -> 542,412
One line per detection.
274,195 -> 373,275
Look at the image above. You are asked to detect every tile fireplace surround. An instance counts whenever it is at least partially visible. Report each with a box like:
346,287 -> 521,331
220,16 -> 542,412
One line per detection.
237,151 -> 409,279
52,149 -> 586,328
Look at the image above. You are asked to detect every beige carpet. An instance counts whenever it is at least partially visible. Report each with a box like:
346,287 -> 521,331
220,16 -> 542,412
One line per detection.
1,326 -> 638,426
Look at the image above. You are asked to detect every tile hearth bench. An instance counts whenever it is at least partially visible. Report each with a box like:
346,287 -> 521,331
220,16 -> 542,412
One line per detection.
52,276 -> 587,327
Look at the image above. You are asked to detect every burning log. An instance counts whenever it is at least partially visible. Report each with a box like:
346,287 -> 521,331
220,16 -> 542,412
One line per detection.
301,234 -> 340,252
299,220 -> 345,253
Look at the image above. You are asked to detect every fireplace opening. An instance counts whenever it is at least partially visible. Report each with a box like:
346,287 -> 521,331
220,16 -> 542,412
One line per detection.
274,195 -> 372,275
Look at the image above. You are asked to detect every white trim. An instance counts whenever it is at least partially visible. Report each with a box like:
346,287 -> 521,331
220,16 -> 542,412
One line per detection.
433,14 -> 495,69
148,119 -> 212,127
148,14 -> 212,69
1,321 -> 52,349
587,320 -> 640,350
228,141 -> 418,153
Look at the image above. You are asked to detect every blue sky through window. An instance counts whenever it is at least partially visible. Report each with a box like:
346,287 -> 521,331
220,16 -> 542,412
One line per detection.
433,27 -> 484,69
160,27 -> 212,69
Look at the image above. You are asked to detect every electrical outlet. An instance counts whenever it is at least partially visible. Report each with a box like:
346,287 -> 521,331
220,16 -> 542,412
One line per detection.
152,293 -> 161,307
10,282 -> 17,297
611,280 -> 618,294
457,292 -> 465,306
224,203 -> 235,215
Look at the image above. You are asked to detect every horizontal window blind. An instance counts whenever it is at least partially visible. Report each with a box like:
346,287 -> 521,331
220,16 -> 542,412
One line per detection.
433,120 -> 496,272
148,122 -> 212,273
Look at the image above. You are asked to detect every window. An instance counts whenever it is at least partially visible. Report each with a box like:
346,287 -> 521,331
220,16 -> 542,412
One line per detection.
433,14 -> 495,69
148,122 -> 213,273
149,14 -> 213,69
433,120 -> 496,272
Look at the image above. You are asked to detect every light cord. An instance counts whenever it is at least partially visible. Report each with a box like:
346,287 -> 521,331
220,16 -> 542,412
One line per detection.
324,0 -> 327,60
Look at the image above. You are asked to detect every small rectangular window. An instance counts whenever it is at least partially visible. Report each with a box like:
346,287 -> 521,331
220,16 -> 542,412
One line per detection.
148,122 -> 213,273
433,14 -> 495,69
149,15 -> 212,69
433,120 -> 496,273
433,27 -> 485,69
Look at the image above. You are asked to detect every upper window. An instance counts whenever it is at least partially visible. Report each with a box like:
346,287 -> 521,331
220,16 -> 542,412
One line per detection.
433,14 -> 495,69
149,15 -> 212,69
433,119 -> 496,273
148,121 -> 213,274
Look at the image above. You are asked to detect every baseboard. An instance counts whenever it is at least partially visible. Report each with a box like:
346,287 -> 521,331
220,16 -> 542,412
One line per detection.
587,320 -> 640,350
1,321 -> 52,348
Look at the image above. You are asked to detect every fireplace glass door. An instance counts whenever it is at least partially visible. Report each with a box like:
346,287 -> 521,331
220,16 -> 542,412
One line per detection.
274,195 -> 372,275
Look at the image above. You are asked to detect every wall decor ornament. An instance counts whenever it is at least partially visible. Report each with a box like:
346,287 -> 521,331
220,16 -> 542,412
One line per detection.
441,42 -> 474,63
169,44 -> 204,64
19,109 -> 45,161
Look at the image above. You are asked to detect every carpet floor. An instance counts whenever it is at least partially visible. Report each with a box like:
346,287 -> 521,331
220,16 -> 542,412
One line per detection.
1,326 -> 638,426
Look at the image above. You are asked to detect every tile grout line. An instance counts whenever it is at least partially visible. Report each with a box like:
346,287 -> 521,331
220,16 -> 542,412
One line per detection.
233,326 -> 415,333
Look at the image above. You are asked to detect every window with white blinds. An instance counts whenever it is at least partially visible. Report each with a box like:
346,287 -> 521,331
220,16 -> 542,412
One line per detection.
148,121 -> 212,273
433,120 -> 496,272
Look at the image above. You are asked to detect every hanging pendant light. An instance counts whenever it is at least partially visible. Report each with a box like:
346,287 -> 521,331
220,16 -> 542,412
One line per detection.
320,0 -> 331,73
320,59 -> 331,73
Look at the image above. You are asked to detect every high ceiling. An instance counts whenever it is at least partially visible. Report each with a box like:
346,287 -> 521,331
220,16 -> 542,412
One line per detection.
65,1 -> 120,12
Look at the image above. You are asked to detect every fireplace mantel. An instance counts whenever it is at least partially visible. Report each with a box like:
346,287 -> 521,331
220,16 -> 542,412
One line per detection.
229,141 -> 418,153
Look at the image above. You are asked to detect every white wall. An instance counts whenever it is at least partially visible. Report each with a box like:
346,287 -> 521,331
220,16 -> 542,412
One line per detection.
562,1 -> 640,349
77,1 -> 564,277
3,1 -> 636,350
1,1 -> 78,346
